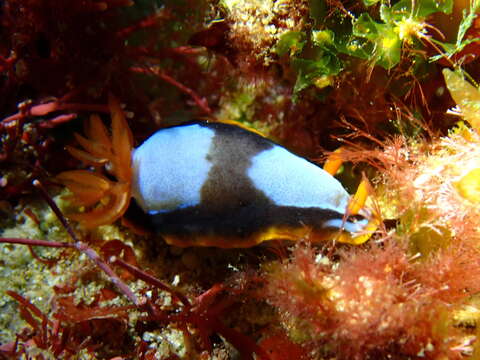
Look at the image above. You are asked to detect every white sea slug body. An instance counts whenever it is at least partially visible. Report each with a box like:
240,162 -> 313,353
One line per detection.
132,122 -> 369,247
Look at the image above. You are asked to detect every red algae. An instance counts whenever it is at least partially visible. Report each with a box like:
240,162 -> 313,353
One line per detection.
262,240 -> 473,359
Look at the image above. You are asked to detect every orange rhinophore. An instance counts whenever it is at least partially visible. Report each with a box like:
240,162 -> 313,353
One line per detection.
323,147 -> 344,176
323,150 -> 380,245
344,177 -> 380,245
57,96 -> 133,229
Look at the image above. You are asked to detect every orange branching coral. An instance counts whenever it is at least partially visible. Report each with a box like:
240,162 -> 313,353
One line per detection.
57,96 -> 133,228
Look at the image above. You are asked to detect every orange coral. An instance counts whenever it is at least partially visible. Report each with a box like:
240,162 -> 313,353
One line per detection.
57,96 -> 133,228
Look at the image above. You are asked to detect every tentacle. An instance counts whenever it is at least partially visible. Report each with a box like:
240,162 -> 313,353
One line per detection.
340,177 -> 380,245
109,95 -> 133,183
347,177 -> 369,216
57,171 -> 112,206
348,218 -> 381,245
63,190 -> 107,207
57,170 -> 111,191
68,182 -> 131,228
84,114 -> 112,149
73,133 -> 112,160
66,145 -> 108,166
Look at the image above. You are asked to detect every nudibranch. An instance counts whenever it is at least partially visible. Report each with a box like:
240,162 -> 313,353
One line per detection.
58,98 -> 377,247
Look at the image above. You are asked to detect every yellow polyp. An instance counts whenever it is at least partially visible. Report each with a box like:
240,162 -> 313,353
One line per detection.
455,168 -> 480,203
443,69 -> 480,133
58,95 -> 134,229
348,178 -> 369,216
323,148 -> 344,176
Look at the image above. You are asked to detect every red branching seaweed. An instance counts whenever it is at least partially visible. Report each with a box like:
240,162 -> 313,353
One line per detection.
262,240 -> 474,360
2,288 -> 136,359
1,291 -> 93,359
0,0 -> 218,203
114,258 -> 271,360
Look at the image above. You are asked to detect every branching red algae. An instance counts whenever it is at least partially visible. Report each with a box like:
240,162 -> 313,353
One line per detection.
262,239 -> 479,359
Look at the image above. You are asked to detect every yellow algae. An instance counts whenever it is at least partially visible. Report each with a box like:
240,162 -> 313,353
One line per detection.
455,168 -> 480,203
443,69 -> 480,133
